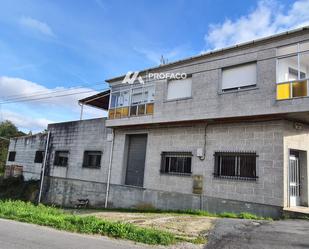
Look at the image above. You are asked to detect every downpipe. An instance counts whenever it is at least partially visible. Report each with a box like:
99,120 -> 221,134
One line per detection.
104,129 -> 115,208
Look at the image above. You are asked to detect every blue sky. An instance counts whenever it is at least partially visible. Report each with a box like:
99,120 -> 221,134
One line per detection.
0,0 -> 308,132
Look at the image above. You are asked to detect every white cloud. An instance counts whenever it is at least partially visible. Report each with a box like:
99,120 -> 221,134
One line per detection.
0,76 -> 106,132
2,110 -> 53,132
204,0 -> 309,50
20,16 -> 55,37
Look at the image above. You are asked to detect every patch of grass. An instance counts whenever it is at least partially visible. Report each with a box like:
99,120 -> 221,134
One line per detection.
85,207 -> 272,220
0,200 -> 176,245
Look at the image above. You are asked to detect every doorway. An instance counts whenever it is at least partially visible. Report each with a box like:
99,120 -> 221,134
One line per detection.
289,152 -> 300,207
125,134 -> 147,187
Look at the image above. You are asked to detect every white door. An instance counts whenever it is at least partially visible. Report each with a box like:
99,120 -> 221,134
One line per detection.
289,155 -> 301,207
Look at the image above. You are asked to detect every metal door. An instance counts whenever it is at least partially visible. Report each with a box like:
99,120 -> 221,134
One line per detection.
125,134 -> 147,187
289,154 -> 300,207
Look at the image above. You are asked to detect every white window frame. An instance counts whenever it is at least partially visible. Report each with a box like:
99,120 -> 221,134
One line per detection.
166,77 -> 192,101
276,41 -> 309,84
220,62 -> 257,93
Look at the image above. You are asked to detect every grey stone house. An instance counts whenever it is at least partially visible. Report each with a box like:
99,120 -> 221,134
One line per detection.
7,27 -> 309,217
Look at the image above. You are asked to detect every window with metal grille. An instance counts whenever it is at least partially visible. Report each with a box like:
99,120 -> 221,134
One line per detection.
83,151 -> 102,168
160,152 -> 192,175
34,151 -> 44,163
214,152 -> 258,180
54,151 -> 69,167
8,151 -> 16,162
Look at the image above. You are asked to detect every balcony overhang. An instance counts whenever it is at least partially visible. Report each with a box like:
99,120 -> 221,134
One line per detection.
78,90 -> 110,110
106,111 -> 309,128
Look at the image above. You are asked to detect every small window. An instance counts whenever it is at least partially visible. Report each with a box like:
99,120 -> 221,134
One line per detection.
160,152 -> 192,175
8,151 -> 16,162
54,151 -> 69,167
167,78 -> 192,100
83,151 -> 102,168
34,151 -> 44,163
214,152 -> 257,180
221,63 -> 257,91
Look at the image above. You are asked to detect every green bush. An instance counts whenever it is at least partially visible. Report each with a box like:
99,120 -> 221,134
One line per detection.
0,200 -> 176,245
0,177 -> 39,201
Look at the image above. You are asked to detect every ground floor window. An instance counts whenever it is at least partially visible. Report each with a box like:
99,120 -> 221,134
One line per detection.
34,151 -> 44,163
83,151 -> 102,168
160,152 -> 192,175
8,151 -> 16,162
54,151 -> 69,167
214,152 -> 257,180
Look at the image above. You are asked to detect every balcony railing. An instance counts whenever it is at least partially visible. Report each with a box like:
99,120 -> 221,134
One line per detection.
276,79 -> 309,100
108,103 -> 154,119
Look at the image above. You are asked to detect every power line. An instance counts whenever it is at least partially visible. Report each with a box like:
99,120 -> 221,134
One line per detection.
0,88 -> 109,105
2,81 -> 107,102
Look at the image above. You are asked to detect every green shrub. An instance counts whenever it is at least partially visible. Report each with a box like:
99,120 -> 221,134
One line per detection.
0,200 -> 176,245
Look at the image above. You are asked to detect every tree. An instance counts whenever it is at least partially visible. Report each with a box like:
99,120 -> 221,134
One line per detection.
0,120 -> 25,174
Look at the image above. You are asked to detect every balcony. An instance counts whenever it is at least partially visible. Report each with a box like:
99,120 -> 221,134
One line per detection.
108,84 -> 155,119
276,79 -> 308,100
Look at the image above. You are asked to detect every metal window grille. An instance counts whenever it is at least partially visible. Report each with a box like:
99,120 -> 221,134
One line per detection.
83,151 -> 102,168
160,152 -> 192,175
214,152 -> 258,180
54,151 -> 69,167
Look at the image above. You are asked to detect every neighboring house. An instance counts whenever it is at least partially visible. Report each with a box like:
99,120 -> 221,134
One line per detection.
6,27 -> 309,217
6,133 -> 47,180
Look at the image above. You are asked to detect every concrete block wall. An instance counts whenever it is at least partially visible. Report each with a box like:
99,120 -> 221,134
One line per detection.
106,31 -> 309,127
47,118 -> 112,183
45,177 -> 282,218
111,120 -> 287,207
7,133 -> 47,180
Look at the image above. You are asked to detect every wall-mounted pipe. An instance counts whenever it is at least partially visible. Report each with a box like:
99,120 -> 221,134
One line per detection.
104,129 -> 115,208
38,131 -> 51,204
198,123 -> 208,161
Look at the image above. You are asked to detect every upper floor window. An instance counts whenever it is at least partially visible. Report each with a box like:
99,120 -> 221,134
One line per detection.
54,151 -> 69,167
83,151 -> 102,168
221,63 -> 257,92
34,151 -> 44,163
214,152 -> 257,180
276,41 -> 309,100
167,78 -> 192,100
109,85 -> 155,119
8,151 -> 16,162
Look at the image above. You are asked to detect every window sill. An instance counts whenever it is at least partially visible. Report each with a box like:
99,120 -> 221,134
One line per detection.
82,166 -> 101,169
213,175 -> 258,181
218,86 -> 258,95
164,96 -> 192,103
160,171 -> 192,177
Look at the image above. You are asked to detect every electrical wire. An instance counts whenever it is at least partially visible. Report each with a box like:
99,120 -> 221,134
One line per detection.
0,87 -> 109,105
1,81 -> 107,102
